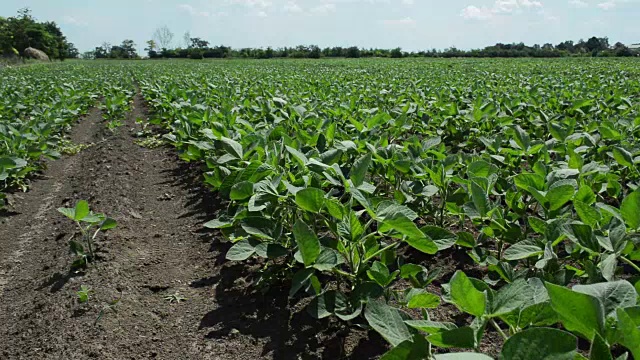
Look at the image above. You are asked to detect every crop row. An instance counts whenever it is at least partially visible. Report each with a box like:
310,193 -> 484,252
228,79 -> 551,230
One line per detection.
134,59 -> 640,359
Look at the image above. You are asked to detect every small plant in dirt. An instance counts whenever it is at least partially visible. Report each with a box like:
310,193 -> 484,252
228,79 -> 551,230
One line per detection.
76,285 -> 93,304
164,292 -> 187,304
57,200 -> 117,268
95,295 -> 122,326
58,139 -> 92,156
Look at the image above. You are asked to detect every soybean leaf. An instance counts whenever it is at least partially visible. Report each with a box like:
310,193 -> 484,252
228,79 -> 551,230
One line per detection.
435,354 -> 493,360
351,153 -> 372,187
621,189 -> 640,229
572,281 -> 637,318
449,271 -> 486,317
365,299 -> 413,346
500,327 -> 578,360
295,187 -> 325,213
226,240 -> 256,261
74,200 -> 90,221
589,332 -> 612,360
427,326 -> 476,349
289,268 -> 315,297
545,282 -> 605,340
293,218 -> 321,266
616,307 -> 640,359
547,184 -> 575,211
230,181 -> 254,201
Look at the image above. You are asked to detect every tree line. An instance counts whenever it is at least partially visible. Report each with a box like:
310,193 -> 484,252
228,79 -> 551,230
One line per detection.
86,29 -> 638,60
0,8 -> 78,60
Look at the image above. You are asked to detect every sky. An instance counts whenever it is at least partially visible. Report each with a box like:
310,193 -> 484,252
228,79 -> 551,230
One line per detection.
1,0 -> 639,53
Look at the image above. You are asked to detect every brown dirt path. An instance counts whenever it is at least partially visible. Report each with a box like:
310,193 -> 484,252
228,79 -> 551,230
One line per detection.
0,93 -> 383,360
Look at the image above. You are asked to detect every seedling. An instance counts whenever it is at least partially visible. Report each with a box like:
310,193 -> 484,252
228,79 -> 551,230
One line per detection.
164,292 -> 187,304
57,200 -> 117,268
95,295 -> 121,326
76,285 -> 93,304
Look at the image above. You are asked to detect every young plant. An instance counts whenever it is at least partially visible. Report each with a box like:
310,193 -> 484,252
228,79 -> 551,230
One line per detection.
77,285 -> 93,304
57,200 -> 117,268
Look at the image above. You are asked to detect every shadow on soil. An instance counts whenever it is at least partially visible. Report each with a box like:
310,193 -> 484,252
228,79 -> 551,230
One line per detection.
194,260 -> 388,359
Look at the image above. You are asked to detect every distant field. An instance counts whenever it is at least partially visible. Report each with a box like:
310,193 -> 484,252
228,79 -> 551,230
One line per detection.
1,58 -> 640,359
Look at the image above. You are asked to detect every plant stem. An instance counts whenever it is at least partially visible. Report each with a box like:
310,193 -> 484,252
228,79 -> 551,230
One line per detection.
362,242 -> 401,264
490,319 -> 508,340
620,256 -> 640,273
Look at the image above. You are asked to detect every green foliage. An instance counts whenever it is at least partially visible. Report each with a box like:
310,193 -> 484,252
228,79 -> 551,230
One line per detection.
58,200 -> 117,268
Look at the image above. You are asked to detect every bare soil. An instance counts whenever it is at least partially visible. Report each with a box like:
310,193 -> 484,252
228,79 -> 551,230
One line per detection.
0,95 -> 385,359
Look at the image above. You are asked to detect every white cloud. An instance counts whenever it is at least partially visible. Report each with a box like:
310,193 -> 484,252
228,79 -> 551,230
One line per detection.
61,15 -> 87,26
401,0 -> 415,4
310,3 -> 337,14
460,5 -> 493,19
568,0 -> 588,7
229,0 -> 273,8
597,0 -> 616,9
461,0 -> 543,20
283,1 -> 303,13
382,17 -> 417,27
177,4 -> 210,17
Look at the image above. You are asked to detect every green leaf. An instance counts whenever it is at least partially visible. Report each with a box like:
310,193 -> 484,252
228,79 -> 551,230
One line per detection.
295,187 -> 325,213
226,240 -> 256,261
422,226 -> 457,251
293,218 -> 321,266
470,181 -> 489,217
616,307 -> 640,359
350,153 -> 372,187
313,248 -> 339,271
487,279 -> 533,317
514,173 -> 545,191
407,291 -> 440,309
220,137 -> 243,159
621,189 -> 640,229
427,326 -> 476,348
574,200 -> 601,228
380,335 -> 430,360
382,213 -> 425,239
365,299 -> 413,347
434,354 -> 493,360
545,282 -> 605,340
203,217 -> 233,229
404,320 -> 457,334
589,333 -> 612,360
100,218 -> 117,230
613,147 -> 634,167
367,261 -> 395,287
404,237 -> 438,255
572,281 -> 637,317
74,200 -> 90,221
547,184 -> 575,211
285,145 -> 308,165
500,327 -> 577,360
230,181 -> 254,200
504,239 -> 543,261
289,268 -> 315,297
57,207 -> 76,220
449,271 -> 486,317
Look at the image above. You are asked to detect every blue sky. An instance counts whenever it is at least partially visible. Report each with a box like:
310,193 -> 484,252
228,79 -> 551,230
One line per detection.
1,0 -> 638,53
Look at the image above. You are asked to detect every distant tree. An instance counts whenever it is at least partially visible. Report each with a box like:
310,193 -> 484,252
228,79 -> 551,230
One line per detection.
145,39 -> 158,57
189,37 -> 209,49
120,39 -> 137,58
153,25 -> 174,50
390,47 -> 403,58
81,51 -> 95,59
182,31 -> 191,48
345,46 -> 360,58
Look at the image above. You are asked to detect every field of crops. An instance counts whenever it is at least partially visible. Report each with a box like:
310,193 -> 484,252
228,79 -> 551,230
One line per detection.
2,58 -> 640,359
